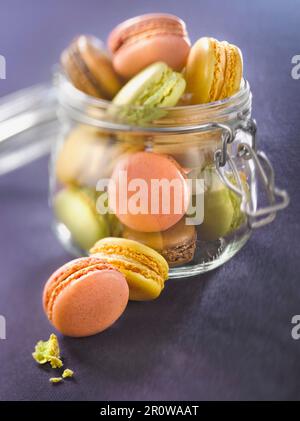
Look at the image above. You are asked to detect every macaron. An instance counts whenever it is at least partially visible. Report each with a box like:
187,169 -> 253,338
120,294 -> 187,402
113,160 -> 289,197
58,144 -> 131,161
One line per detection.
198,168 -> 246,241
43,257 -> 129,337
90,237 -> 169,301
122,218 -> 197,267
184,37 -> 243,104
53,187 -> 109,251
108,13 -> 191,79
111,62 -> 186,124
108,151 -> 190,232
56,125 -> 143,187
61,35 -> 122,99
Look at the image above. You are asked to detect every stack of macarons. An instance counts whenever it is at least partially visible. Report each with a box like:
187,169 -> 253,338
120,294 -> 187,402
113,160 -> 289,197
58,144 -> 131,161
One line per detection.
61,13 -> 243,106
43,239 -> 169,337
53,13 -> 246,268
43,13 -> 248,339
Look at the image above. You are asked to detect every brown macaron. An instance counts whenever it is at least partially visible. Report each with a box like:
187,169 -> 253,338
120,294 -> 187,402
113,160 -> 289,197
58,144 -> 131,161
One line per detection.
122,218 -> 197,267
61,35 -> 122,99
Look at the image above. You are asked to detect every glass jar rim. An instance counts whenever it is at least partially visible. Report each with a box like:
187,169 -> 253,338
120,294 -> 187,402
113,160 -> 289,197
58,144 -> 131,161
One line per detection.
55,70 -> 252,132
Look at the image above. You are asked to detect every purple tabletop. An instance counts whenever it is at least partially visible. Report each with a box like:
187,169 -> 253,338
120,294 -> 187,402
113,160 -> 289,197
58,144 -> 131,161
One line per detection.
0,0 -> 299,401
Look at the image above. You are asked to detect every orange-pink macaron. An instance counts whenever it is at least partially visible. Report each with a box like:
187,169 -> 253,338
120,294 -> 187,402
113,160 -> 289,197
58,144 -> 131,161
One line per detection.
108,151 -> 190,233
43,257 -> 129,337
108,13 -> 191,79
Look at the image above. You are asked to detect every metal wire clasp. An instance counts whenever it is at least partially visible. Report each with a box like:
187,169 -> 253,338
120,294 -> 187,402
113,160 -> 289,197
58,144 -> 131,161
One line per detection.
214,119 -> 289,229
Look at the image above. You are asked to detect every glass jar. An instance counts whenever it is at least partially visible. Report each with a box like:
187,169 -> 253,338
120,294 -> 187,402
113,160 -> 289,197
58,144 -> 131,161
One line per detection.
49,72 -> 289,279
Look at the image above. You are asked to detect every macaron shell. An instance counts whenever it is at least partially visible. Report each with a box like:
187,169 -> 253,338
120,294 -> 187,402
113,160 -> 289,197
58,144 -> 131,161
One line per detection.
219,42 -> 243,99
78,35 -> 122,98
122,227 -> 165,251
208,39 -> 226,101
112,61 -> 167,106
108,13 -> 188,52
112,62 -> 185,107
56,126 -> 144,187
198,172 -> 234,241
228,173 -> 248,232
90,237 -> 169,301
112,35 -> 190,79
123,218 -> 197,267
43,257 -> 99,313
185,37 -> 242,104
61,48 -> 100,98
122,218 -> 194,251
120,269 -> 162,301
90,237 -> 169,280
156,71 -> 186,108
185,37 -> 216,104
56,126 -> 102,186
44,260 -> 120,321
108,152 -> 190,232
91,253 -> 163,301
53,188 -> 109,251
61,35 -> 121,99
111,62 -> 186,124
108,13 -> 190,79
51,269 -> 129,337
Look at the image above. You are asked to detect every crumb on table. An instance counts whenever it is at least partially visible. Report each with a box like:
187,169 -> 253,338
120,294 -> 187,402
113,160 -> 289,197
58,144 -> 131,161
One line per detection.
62,368 -> 74,379
49,377 -> 63,384
32,333 -> 63,369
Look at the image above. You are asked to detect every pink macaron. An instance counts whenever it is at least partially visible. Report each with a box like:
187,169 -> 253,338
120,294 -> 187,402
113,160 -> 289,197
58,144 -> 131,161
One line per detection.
43,257 -> 129,337
108,151 -> 190,232
108,13 -> 191,79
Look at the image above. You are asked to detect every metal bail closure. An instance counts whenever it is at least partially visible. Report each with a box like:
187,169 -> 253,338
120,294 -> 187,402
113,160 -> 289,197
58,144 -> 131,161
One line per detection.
214,122 -> 290,229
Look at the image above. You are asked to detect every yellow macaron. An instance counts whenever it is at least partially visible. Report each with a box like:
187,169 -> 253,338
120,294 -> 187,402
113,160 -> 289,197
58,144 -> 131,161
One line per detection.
90,237 -> 169,301
184,37 -> 243,104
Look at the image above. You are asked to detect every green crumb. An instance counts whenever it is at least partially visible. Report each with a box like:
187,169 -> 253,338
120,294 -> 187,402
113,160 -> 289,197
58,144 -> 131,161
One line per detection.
49,377 -> 63,384
62,369 -> 74,379
32,334 -> 76,385
32,334 -> 63,369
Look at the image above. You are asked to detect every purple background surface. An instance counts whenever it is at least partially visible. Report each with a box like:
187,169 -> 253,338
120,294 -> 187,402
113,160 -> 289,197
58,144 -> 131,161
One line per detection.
0,0 -> 300,400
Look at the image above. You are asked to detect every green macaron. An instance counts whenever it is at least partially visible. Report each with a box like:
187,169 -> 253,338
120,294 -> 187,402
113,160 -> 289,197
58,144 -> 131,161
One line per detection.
111,62 -> 186,124
198,169 -> 247,241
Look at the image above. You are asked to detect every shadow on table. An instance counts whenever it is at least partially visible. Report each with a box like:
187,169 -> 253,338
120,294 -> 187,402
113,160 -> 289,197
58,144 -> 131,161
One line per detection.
58,269 -> 216,383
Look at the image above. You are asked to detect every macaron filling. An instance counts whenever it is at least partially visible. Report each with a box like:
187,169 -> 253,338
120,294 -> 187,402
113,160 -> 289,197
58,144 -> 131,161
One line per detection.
90,252 -> 164,288
43,257 -> 99,308
139,71 -> 184,107
163,232 -> 197,266
62,35 -> 122,100
209,39 -> 225,101
90,244 -> 167,280
113,62 -> 185,108
70,44 -> 110,99
220,42 -> 241,99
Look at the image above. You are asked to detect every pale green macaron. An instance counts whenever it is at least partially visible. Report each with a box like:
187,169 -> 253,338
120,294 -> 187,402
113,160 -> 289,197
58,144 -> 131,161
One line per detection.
54,188 -> 110,251
111,62 -> 186,123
